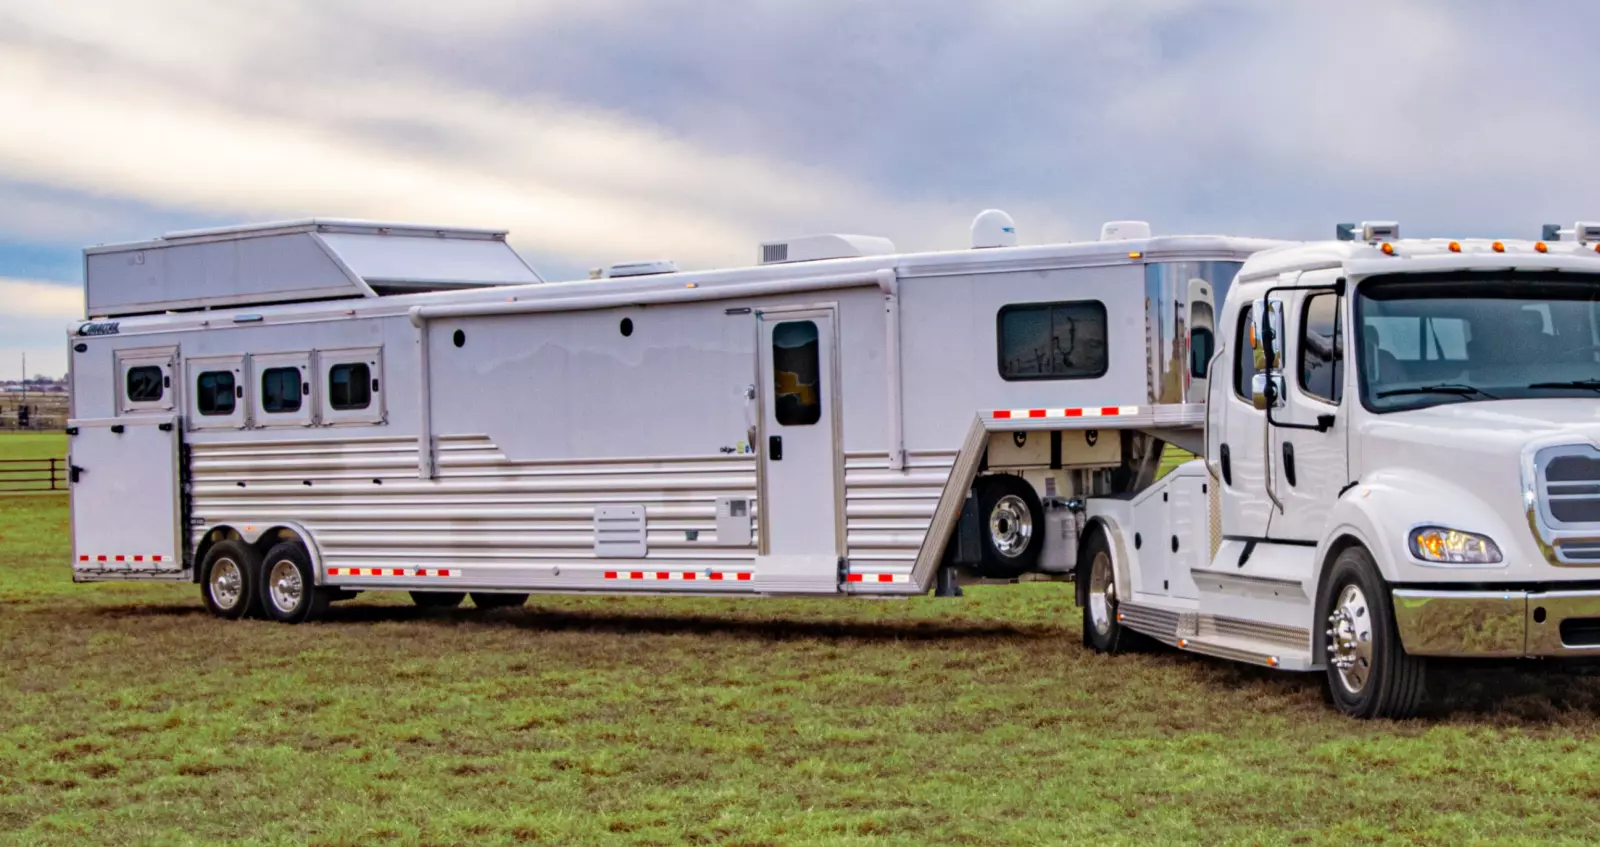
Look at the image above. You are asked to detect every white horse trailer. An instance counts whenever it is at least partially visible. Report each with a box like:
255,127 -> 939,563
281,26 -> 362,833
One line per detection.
65,216 -> 1275,621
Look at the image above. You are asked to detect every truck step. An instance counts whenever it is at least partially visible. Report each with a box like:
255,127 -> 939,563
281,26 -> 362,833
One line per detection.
1118,600 -> 1317,671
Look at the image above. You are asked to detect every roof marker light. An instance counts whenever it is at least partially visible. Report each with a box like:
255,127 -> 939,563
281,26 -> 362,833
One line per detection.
1448,241 -> 1462,253
1493,241 -> 1506,253
1128,251 -> 1143,260
1380,242 -> 1396,255
1536,242 -> 1549,253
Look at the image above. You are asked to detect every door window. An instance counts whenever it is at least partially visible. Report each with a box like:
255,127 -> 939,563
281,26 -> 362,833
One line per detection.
1299,294 -> 1344,403
772,320 -> 822,426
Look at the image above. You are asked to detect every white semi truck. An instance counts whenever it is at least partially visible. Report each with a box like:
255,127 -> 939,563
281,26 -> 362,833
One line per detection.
64,215 -> 1600,717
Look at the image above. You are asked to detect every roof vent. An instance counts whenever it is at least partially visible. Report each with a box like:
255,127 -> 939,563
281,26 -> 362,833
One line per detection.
971,209 -> 1017,249
604,260 -> 679,279
757,234 -> 896,265
1100,220 -> 1151,241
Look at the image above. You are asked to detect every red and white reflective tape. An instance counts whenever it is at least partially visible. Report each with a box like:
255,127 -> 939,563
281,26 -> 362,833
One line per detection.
990,406 -> 1139,420
325,567 -> 459,578
846,573 -> 912,583
603,570 -> 753,582
78,554 -> 167,564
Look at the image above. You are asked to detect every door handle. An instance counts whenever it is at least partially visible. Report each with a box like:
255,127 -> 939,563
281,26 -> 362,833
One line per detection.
70,465 -> 85,484
768,435 -> 783,461
1282,442 -> 1297,488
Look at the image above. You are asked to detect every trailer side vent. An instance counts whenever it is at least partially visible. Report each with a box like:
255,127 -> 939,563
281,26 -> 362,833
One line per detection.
715,496 -> 754,546
594,505 -> 647,558
763,243 -> 788,264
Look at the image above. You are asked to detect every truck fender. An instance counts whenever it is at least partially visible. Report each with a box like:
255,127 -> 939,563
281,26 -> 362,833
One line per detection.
1077,514 -> 1134,609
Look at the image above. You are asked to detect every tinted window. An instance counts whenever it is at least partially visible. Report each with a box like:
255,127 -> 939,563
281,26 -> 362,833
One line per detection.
772,320 -> 821,426
1233,305 -> 1255,401
261,367 -> 303,413
1190,327 -> 1215,378
997,300 -> 1109,381
126,366 -> 163,403
196,371 -> 237,416
1300,294 -> 1343,403
328,363 -> 372,411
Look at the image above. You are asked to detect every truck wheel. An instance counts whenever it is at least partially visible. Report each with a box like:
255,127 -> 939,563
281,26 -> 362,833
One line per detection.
974,474 -> 1044,578
410,591 -> 465,608
201,540 -> 261,620
1321,546 -> 1426,719
259,540 -> 332,624
1081,527 -> 1140,653
471,592 -> 528,609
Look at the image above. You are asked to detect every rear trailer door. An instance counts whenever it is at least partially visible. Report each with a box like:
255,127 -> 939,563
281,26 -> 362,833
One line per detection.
68,417 -> 186,580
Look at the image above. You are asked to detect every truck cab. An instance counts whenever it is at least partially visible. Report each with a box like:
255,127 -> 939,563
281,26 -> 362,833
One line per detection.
1081,221 -> 1600,718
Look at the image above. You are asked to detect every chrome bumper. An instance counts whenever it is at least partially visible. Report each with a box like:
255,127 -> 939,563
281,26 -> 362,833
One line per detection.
1392,588 -> 1600,657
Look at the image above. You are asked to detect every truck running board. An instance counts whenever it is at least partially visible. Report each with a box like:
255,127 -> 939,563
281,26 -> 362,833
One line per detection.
1117,600 -> 1318,671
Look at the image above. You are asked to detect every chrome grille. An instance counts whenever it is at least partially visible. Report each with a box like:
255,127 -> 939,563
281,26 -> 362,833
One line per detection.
1541,449 -> 1600,526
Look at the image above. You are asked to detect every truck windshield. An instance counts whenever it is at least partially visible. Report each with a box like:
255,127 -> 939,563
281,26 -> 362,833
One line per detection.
1357,274 -> 1600,412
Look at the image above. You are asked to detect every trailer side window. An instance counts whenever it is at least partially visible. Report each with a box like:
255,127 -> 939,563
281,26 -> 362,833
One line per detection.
261,367 -> 303,414
1299,294 -> 1343,403
327,363 -> 371,411
195,371 -> 237,416
996,300 -> 1108,381
772,320 -> 822,426
1233,305 -> 1256,402
126,366 -> 164,403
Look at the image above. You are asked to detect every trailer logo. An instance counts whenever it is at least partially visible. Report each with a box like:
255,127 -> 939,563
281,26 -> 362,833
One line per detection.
76,321 -> 121,337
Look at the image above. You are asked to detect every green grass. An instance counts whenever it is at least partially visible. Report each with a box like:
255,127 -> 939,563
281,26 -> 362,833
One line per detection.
5,482 -> 1600,844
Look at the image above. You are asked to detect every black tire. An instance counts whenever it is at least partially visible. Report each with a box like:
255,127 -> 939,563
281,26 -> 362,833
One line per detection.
973,474 -> 1045,578
258,540 -> 332,624
410,591 -> 466,609
471,592 -> 528,610
200,539 -> 262,620
1080,526 -> 1142,653
1320,546 -> 1427,719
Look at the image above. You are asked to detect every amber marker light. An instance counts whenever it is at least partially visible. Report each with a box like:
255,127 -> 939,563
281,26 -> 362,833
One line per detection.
1448,241 -> 1462,253
1536,242 -> 1549,253
1492,241 -> 1506,253
1380,242 -> 1396,255
1128,251 -> 1143,260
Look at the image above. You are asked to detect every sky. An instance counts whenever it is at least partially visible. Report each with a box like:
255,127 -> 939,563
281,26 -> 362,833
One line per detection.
4,0 -> 1600,378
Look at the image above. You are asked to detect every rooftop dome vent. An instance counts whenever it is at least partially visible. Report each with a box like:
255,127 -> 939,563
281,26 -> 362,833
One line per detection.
970,209 -> 1017,249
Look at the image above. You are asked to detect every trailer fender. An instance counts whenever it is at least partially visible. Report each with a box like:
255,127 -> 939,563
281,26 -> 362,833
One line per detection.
1077,513 -> 1134,609
1320,469 -> 1523,584
197,522 -> 329,586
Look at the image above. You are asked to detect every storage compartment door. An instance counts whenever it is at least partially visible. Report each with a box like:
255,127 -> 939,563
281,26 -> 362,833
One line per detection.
68,417 -> 186,579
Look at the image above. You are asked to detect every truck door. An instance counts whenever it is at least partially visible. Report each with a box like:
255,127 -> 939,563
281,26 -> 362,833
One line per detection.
1269,284 -> 1349,541
755,308 -> 843,592
1217,299 -> 1272,538
68,416 -> 187,580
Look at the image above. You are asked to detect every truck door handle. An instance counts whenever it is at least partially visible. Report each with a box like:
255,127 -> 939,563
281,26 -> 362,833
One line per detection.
1220,443 -> 1232,486
768,435 -> 783,461
1282,442 -> 1297,488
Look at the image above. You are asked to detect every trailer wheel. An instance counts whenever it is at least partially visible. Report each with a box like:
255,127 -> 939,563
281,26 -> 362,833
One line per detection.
1320,546 -> 1427,719
471,592 -> 528,609
410,591 -> 465,609
1081,526 -> 1140,653
259,540 -> 332,624
974,474 -> 1045,578
201,540 -> 262,620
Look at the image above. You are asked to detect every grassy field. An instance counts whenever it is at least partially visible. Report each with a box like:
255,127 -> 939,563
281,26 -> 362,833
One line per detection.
0,431 -> 67,492
4,433 -> 1600,845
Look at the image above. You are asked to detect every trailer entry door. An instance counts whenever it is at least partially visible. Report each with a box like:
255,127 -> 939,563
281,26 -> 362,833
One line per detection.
756,309 -> 843,590
68,416 -> 186,579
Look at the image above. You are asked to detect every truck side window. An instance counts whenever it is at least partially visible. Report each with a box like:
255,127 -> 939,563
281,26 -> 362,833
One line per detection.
195,371 -> 237,416
1232,305 -> 1255,402
1300,294 -> 1343,403
772,320 -> 821,426
328,363 -> 372,411
261,367 -> 303,414
126,366 -> 164,403
996,300 -> 1109,381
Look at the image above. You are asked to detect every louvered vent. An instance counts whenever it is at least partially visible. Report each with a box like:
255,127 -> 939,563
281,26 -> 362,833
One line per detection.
594,505 -> 647,558
762,243 -> 789,264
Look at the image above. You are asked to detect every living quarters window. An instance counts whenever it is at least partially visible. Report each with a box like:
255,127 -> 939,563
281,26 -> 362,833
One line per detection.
772,320 -> 822,426
261,367 -> 303,413
126,366 -> 164,403
195,371 -> 237,416
1300,294 -> 1343,403
996,300 -> 1108,381
328,362 -> 371,411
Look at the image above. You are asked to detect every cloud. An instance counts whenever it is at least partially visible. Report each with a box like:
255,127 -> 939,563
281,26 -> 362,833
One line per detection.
0,278 -> 82,378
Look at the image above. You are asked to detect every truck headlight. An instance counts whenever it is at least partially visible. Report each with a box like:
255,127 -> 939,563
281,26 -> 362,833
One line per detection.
1409,527 -> 1503,565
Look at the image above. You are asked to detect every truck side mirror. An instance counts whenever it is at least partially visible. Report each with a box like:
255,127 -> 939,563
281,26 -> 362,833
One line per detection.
1251,372 -> 1286,411
1250,298 -> 1285,372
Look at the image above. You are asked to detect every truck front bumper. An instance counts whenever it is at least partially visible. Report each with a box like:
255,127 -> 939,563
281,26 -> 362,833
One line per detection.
1392,588 -> 1600,657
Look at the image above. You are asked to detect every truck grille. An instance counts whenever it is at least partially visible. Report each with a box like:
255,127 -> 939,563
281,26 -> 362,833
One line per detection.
1543,453 -> 1600,524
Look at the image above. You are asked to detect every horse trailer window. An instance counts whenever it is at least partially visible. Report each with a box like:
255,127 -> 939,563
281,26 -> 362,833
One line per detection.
261,367 -> 303,414
195,371 -> 237,416
997,300 -> 1108,381
126,366 -> 164,403
772,320 -> 822,426
328,362 -> 372,411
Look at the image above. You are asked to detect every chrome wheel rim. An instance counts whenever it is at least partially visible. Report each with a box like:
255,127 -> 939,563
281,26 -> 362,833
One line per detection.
268,559 -> 303,614
1327,583 -> 1374,695
1088,550 -> 1115,637
988,494 -> 1033,558
209,558 -> 243,610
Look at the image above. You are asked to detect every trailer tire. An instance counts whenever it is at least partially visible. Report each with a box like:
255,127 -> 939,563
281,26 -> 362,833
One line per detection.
200,540 -> 262,620
471,592 -> 528,610
1081,526 -> 1141,654
1320,546 -> 1427,720
410,591 -> 465,609
974,474 -> 1045,578
259,540 -> 332,624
